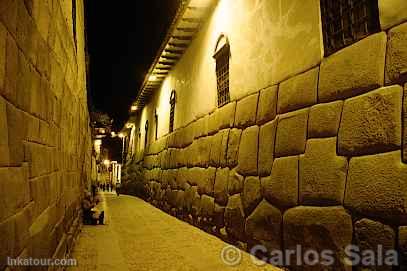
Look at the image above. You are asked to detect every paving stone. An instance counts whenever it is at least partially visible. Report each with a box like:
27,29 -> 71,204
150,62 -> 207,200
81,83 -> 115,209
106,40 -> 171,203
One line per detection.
319,32 -> 387,102
214,167 -> 229,206
300,138 -> 348,206
226,128 -> 242,168
258,119 -> 276,177
245,199 -> 282,251
0,96 -> 9,166
242,176 -> 262,216
227,169 -> 244,196
386,22 -> 407,83
275,109 -> 308,157
338,86 -> 402,156
379,0 -> 407,30
344,151 -> 407,224
235,93 -> 259,128
354,218 -> 395,271
261,156 -> 298,208
224,194 -> 246,241
308,101 -> 343,138
277,67 -> 318,114
237,125 -> 259,176
283,206 -> 353,271
256,85 -> 277,125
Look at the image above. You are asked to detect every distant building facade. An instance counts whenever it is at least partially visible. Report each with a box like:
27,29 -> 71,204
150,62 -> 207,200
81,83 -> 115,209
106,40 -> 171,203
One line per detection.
123,0 -> 407,269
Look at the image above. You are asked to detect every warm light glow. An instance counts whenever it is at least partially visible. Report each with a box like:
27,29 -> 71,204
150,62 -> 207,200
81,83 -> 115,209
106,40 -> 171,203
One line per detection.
131,105 -> 138,111
118,133 -> 125,138
111,131 -> 116,137
149,74 -> 157,81
126,123 -> 134,129
94,139 -> 102,146
99,128 -> 105,134
103,159 -> 110,165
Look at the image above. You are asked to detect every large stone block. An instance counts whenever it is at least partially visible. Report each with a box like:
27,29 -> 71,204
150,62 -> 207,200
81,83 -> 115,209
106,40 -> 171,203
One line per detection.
319,32 -> 387,102
194,115 -> 208,139
224,194 -> 245,241
345,151 -> 407,224
283,206 -> 353,271
190,136 -> 211,167
0,22 -> 6,91
245,199 -> 282,251
386,22 -> 407,83
226,128 -> 241,168
256,85 -> 277,125
0,217 -> 15,269
14,203 -> 33,256
7,103 -> 26,165
214,167 -> 229,206
208,102 -> 235,134
188,167 -> 216,196
261,156 -> 298,208
275,108 -> 308,157
0,96 -> 9,166
258,119 -> 277,176
338,86 -> 402,156
308,101 -> 343,138
235,93 -> 258,128
277,67 -> 318,114
241,176 -> 262,216
354,218 -> 395,271
0,166 -> 30,222
200,195 -> 215,218
227,169 -> 244,196
4,33 -> 18,102
405,84 -> 407,163
379,0 -> 407,30
209,129 -> 229,167
300,138 -> 348,205
237,125 -> 259,176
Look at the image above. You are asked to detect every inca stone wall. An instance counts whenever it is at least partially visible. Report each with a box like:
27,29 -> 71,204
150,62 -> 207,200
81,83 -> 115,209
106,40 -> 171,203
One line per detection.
0,0 -> 92,270
128,18 -> 407,269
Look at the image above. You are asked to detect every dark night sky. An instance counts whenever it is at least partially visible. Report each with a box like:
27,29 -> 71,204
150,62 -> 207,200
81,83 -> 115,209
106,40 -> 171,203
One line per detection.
85,1 -> 180,131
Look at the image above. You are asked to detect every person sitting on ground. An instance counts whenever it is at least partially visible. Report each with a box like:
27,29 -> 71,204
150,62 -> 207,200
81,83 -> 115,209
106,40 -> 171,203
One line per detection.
82,191 -> 95,225
91,197 -> 105,225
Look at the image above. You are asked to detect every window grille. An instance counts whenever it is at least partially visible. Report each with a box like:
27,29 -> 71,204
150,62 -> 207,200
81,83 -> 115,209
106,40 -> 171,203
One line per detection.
154,109 -> 158,140
169,90 -> 176,133
215,44 -> 230,107
320,0 -> 380,56
144,120 -> 148,148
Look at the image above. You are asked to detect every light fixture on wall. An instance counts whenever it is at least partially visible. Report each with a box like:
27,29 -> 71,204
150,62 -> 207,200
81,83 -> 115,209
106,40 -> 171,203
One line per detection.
149,74 -> 157,81
130,105 -> 138,111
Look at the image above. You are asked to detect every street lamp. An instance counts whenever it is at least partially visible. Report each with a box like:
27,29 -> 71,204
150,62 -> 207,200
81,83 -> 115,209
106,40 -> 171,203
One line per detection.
118,133 -> 125,164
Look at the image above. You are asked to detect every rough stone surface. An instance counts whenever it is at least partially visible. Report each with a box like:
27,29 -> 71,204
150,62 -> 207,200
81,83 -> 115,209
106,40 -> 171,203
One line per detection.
338,86 -> 402,156
0,96 -> 9,165
227,169 -> 244,196
319,32 -> 387,102
200,195 -> 215,218
275,109 -> 308,157
277,67 -> 318,114
344,151 -> 407,224
245,200 -> 282,251
400,226 -> 407,267
300,138 -> 348,206
241,176 -> 262,216
404,83 -> 407,163
213,168 -> 229,206
379,0 -> 407,30
262,156 -> 298,208
256,85 -> 277,125
209,129 -> 229,167
284,206 -> 353,271
258,119 -> 276,177
237,126 -> 259,176
308,101 -> 343,138
354,218 -> 395,271
226,128 -> 242,168
224,194 -> 246,241
235,93 -> 259,128
386,22 -> 407,83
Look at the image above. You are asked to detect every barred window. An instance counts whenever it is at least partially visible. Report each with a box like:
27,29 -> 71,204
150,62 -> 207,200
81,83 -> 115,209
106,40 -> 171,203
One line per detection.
154,109 -> 158,140
144,120 -> 149,149
320,0 -> 380,56
214,35 -> 230,107
169,90 -> 176,133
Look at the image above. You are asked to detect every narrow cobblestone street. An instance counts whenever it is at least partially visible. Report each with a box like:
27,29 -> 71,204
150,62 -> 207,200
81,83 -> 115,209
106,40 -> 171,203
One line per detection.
69,192 -> 280,271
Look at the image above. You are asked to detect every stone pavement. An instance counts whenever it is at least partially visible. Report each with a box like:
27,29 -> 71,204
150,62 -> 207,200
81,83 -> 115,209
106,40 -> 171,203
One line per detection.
68,192 -> 281,271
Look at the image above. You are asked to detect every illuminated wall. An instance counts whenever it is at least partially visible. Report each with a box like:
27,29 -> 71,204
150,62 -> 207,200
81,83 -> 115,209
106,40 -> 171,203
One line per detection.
125,0 -> 407,269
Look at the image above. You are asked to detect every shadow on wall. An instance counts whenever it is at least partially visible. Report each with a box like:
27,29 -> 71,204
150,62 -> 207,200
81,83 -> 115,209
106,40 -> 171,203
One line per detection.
120,162 -> 150,201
